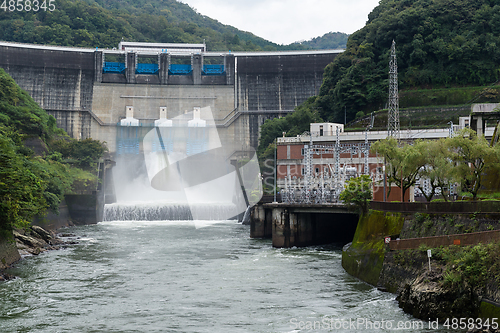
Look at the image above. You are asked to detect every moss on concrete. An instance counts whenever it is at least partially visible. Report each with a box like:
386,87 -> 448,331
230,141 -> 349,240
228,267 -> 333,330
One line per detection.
342,210 -> 405,286
479,300 -> 500,320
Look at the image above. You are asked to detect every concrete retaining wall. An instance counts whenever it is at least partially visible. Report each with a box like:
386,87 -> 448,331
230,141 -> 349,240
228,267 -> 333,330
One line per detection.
389,229 -> 500,250
370,200 -> 500,213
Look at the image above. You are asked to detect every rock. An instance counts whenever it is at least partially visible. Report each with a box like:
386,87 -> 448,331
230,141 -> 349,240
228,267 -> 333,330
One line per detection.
58,233 -> 76,238
13,226 -> 69,256
27,247 -> 42,255
13,230 -> 47,248
397,268 -> 479,321
0,272 -> 15,281
14,230 -> 47,247
30,226 -> 52,242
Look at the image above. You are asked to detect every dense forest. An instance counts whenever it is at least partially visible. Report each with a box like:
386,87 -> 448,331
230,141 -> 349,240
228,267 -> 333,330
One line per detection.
257,0 -> 500,173
313,0 -> 500,123
0,0 -> 346,51
293,32 -> 349,50
0,69 -> 106,231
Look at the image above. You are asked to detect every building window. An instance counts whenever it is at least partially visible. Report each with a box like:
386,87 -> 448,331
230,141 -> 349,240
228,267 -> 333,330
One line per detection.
319,125 -> 324,136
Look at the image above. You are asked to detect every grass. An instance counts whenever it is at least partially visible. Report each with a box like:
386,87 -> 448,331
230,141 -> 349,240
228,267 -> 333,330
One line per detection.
432,242 -> 500,289
392,241 -> 500,289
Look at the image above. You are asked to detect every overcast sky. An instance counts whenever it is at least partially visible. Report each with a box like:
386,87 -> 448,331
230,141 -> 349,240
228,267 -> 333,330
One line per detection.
180,0 -> 381,45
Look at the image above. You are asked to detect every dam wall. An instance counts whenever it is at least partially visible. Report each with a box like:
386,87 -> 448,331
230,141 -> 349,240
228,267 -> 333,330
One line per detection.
0,42 -> 341,151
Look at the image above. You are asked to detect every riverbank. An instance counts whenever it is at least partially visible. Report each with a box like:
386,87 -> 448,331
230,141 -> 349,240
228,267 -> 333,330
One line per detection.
0,225 -> 76,281
343,206 -> 500,324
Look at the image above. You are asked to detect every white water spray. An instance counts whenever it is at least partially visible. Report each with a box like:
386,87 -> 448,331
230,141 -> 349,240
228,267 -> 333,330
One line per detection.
104,106 -> 262,223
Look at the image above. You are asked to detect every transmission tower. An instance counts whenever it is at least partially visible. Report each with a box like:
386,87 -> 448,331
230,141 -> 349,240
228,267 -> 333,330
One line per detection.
388,40 -> 400,140
301,135 -> 313,203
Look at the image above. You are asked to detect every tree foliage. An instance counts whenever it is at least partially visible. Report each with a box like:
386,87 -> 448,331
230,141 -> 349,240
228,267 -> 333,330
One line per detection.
292,32 -> 348,50
448,128 -> 500,199
0,69 -> 106,229
314,0 -> 500,123
339,175 -> 372,214
0,130 -> 46,229
372,129 -> 500,201
372,137 -> 426,200
0,0 -> 325,51
416,139 -> 454,201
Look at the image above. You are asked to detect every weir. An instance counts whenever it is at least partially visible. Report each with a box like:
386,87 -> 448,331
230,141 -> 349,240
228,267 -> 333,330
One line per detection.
103,202 -> 239,221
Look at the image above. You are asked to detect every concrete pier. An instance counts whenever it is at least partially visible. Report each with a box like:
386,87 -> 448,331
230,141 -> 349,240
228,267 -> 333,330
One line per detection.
250,203 -> 358,248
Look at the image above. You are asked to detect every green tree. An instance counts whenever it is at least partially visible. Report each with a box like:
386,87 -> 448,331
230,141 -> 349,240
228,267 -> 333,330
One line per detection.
52,138 -> 107,170
372,137 -> 426,200
0,130 -> 47,229
339,175 -> 372,214
0,69 -> 107,230
448,128 -> 500,199
416,139 -> 454,202
313,0 -> 500,122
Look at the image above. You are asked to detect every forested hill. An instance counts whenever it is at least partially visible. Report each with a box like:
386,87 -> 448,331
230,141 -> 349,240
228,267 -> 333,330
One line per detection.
0,68 -> 106,230
314,0 -> 500,123
0,0 -> 343,51
293,32 -> 348,50
0,0 -> 262,50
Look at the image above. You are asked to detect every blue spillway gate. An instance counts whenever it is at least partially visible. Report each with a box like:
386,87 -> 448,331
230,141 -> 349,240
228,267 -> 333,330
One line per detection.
136,63 -> 159,74
103,62 -> 126,73
169,64 -> 192,75
202,64 -> 225,75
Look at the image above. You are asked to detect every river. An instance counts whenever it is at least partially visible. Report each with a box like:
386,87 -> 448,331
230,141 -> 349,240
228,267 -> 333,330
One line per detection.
1,220 -> 457,332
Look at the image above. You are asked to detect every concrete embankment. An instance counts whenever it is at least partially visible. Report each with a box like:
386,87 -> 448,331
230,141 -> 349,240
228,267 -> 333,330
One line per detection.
342,202 -> 500,322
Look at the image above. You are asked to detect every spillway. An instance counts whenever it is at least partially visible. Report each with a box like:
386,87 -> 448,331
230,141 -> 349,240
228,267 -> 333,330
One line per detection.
103,202 -> 239,221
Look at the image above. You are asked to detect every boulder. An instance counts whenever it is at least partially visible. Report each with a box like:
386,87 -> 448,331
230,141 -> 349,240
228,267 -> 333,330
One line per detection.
13,230 -> 46,249
397,267 -> 479,321
30,226 -> 52,242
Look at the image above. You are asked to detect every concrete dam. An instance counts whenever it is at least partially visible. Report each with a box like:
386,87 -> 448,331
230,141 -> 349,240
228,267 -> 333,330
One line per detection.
0,41 -> 341,220
0,41 -> 341,153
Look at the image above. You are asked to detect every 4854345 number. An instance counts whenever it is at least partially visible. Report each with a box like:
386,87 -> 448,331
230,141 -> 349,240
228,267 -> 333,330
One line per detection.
1,0 -> 55,11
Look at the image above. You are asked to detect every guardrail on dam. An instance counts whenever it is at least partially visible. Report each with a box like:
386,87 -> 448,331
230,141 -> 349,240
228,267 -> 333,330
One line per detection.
0,41 -> 342,153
